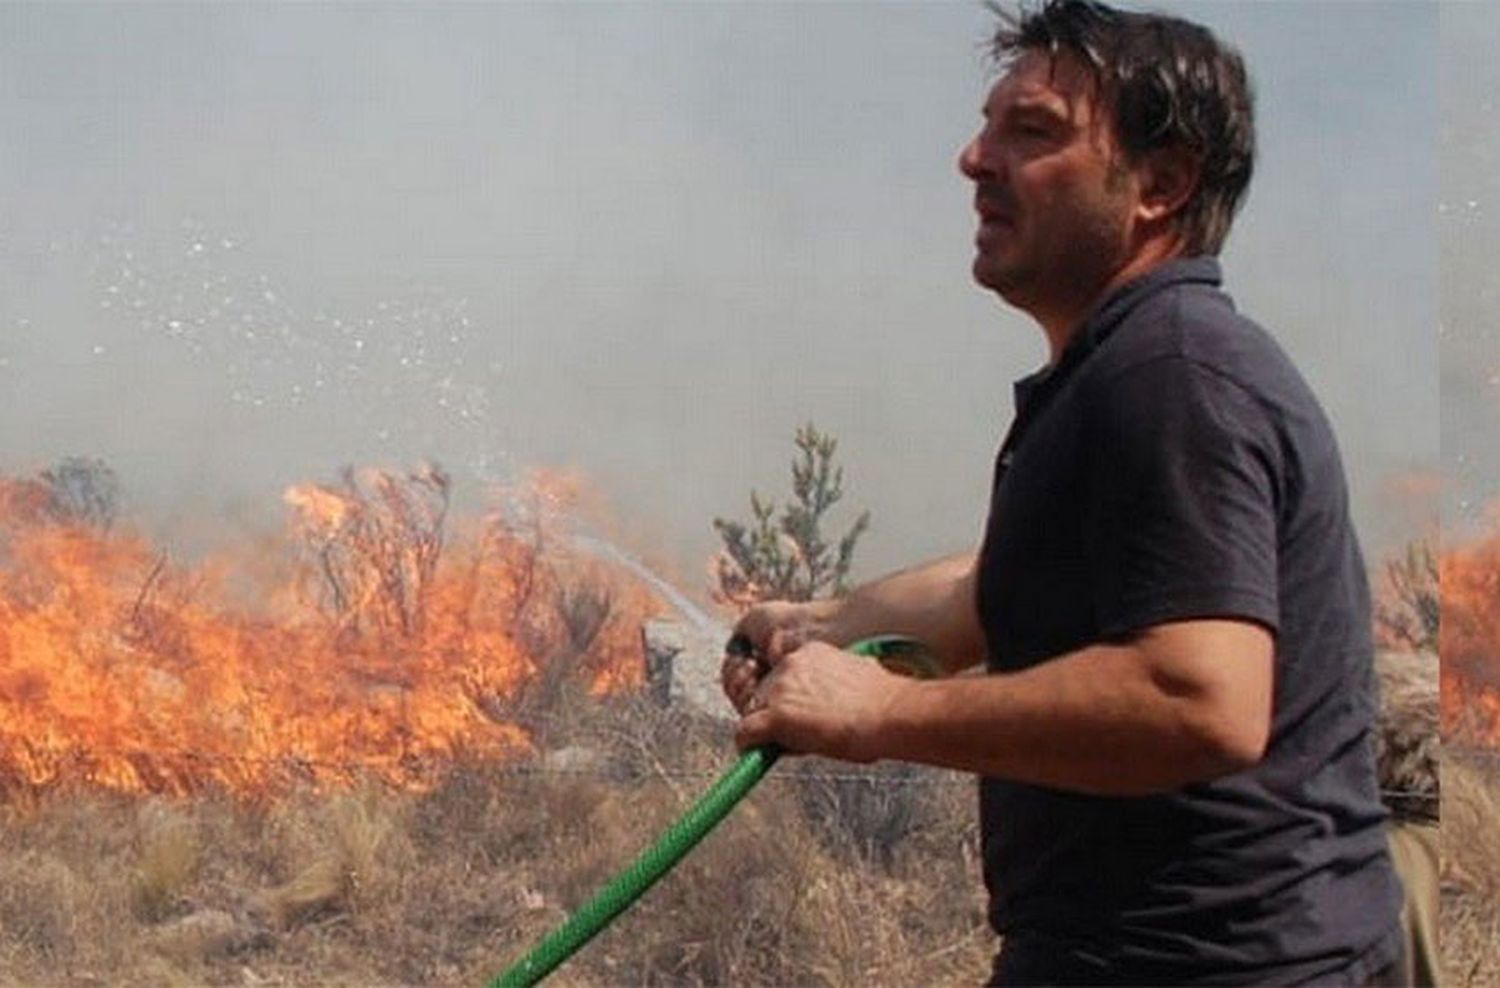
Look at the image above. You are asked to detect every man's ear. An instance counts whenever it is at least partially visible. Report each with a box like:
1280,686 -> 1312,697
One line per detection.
1135,144 -> 1202,224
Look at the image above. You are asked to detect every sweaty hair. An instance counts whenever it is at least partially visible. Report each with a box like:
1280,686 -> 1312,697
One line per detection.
988,0 -> 1256,256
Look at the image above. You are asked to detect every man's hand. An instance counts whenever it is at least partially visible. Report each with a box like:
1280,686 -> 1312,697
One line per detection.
719,599 -> 833,714
733,641 -> 905,762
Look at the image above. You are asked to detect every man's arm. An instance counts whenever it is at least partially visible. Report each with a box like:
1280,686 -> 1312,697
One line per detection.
736,617 -> 1273,796
813,552 -> 986,675
729,553 -> 986,676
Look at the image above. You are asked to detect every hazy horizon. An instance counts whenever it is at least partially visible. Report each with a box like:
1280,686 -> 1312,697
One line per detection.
0,2 -> 1450,591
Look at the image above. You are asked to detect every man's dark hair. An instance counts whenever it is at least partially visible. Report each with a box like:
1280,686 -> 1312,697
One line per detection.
988,0 -> 1255,256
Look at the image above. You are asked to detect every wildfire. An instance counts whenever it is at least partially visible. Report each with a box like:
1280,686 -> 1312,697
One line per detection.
0,463 -> 658,798
1442,512 -> 1500,745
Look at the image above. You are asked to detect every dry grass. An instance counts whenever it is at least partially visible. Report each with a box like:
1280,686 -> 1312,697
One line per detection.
0,653 -> 1445,986
0,692 -> 993,986
1443,748 -> 1500,987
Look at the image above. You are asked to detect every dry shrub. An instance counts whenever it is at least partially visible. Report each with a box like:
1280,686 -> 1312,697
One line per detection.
1443,749 -> 1500,987
1444,753 -> 1500,896
257,785 -> 411,931
587,788 -> 818,986
1373,651 -> 1439,821
0,687 -> 992,986
0,852 -> 84,961
131,802 -> 200,923
790,758 -> 929,868
571,768 -> 990,987
147,908 -> 241,965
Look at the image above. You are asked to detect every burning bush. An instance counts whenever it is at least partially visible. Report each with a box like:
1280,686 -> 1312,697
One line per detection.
0,461 -> 658,799
1440,520 -> 1500,745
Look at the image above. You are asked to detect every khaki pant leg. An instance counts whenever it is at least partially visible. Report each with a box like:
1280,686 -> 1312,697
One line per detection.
1386,821 -> 1440,987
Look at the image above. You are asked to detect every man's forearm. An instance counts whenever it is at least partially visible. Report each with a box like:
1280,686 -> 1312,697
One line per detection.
865,622 -> 1273,795
818,553 -> 986,675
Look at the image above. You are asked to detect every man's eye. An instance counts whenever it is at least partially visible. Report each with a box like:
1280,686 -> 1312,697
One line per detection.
1011,122 -> 1051,139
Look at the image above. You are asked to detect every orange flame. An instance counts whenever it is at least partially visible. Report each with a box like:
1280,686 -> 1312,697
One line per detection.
0,466 -> 658,798
1441,509 -> 1500,745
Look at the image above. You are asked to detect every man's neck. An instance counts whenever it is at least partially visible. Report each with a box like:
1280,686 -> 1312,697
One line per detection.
1035,243 -> 1189,365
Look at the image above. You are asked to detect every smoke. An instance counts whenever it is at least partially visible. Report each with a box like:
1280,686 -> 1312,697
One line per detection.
0,2 -> 1444,585
1440,4 -> 1500,542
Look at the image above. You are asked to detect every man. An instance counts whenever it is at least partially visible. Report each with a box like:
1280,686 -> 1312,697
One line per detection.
720,1 -> 1404,984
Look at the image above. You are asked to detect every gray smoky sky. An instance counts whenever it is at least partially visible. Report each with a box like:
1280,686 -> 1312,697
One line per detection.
1442,1 -> 1500,544
0,2 -> 1441,587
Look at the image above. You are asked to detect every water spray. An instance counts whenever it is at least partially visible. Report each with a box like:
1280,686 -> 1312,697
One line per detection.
490,633 -> 938,987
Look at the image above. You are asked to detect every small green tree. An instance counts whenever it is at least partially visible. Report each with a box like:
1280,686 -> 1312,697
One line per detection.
712,423 -> 870,607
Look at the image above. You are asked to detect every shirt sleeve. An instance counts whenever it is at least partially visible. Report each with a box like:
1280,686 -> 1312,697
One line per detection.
1082,355 -> 1282,640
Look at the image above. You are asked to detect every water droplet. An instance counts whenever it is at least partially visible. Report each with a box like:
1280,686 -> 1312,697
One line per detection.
92,345 -> 106,355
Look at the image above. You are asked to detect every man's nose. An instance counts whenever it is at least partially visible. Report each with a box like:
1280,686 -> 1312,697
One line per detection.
958,134 -> 988,181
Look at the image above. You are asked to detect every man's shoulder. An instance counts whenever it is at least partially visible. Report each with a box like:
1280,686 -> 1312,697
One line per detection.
1094,277 -> 1313,408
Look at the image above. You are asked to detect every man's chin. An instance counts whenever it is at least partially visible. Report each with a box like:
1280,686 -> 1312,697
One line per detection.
972,256 -> 1019,295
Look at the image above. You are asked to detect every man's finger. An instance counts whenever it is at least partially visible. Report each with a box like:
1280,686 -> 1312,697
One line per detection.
735,708 -> 778,751
767,629 -> 803,662
730,674 -> 759,713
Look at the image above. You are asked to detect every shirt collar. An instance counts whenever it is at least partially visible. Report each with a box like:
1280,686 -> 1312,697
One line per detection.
1012,255 -> 1222,414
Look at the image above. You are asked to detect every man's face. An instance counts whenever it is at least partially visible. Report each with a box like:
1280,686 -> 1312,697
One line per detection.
959,50 -> 1139,315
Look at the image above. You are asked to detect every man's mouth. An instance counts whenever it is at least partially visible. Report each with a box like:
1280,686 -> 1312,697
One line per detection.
975,205 -> 1015,246
975,198 -> 1016,229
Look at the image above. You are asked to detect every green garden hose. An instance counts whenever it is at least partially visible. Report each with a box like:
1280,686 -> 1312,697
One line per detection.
490,634 -> 937,988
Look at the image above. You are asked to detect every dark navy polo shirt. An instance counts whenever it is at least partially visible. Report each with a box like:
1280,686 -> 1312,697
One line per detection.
975,257 -> 1403,985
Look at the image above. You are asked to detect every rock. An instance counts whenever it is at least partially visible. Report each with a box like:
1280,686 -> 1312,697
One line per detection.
642,619 -> 735,720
